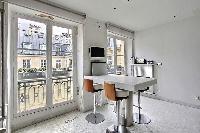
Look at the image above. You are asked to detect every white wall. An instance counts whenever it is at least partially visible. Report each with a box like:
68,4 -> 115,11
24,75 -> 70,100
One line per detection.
78,17 -> 107,112
134,16 -> 200,107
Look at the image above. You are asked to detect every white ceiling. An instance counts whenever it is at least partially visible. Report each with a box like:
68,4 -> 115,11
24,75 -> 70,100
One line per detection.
47,0 -> 200,31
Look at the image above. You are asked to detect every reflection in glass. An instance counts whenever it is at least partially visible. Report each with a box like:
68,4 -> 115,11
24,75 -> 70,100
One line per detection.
107,37 -> 125,75
52,26 -> 73,104
116,39 -> 125,75
116,39 -> 125,55
17,18 -> 47,112
107,38 -> 115,74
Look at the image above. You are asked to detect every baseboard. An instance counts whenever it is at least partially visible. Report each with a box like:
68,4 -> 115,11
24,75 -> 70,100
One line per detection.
12,101 -> 78,131
141,93 -> 200,109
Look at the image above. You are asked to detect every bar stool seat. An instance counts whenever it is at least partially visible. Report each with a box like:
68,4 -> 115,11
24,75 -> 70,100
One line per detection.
84,79 -> 105,124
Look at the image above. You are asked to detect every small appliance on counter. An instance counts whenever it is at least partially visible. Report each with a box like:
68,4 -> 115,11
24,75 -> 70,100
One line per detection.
135,58 -> 146,64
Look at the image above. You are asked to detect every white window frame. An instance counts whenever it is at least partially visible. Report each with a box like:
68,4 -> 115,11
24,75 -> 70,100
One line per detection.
41,59 -> 46,68
11,12 -> 78,119
55,60 -> 61,69
22,59 -> 31,68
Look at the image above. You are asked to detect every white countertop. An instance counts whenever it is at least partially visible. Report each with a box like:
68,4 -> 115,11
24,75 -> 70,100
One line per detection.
84,74 -> 157,91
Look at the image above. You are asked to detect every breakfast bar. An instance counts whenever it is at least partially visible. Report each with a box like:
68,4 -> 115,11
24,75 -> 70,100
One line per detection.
84,74 -> 157,126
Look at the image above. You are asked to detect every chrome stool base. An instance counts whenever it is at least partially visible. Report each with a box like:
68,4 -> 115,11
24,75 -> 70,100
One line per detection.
85,112 -> 105,124
106,125 -> 131,133
133,113 -> 151,124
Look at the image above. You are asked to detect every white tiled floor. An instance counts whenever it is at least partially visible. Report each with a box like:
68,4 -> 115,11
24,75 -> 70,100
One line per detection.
14,96 -> 200,133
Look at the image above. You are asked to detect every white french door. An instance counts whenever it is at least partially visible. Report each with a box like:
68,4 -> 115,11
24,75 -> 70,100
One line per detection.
12,13 -> 77,117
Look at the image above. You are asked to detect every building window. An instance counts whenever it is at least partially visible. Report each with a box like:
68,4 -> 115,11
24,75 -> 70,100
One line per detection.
107,37 -> 125,75
41,59 -> 46,68
56,60 -> 61,69
23,59 -> 31,68
56,47 -> 61,55
39,44 -> 46,50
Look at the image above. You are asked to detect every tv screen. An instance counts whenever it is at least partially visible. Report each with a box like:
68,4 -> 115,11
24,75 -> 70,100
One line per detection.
90,47 -> 104,57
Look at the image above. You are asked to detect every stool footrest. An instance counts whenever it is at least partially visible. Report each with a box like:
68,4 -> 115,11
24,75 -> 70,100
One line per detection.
133,104 -> 142,109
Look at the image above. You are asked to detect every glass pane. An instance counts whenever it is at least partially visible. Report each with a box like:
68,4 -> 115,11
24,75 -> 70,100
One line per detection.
116,55 -> 125,75
17,18 -> 47,112
116,39 -> 124,55
107,38 -> 115,74
52,26 -> 73,104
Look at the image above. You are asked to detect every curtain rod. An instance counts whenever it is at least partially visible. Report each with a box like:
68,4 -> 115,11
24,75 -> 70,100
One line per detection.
1,0 -> 86,18
1,0 -> 85,24
35,0 -> 86,18
106,22 -> 134,34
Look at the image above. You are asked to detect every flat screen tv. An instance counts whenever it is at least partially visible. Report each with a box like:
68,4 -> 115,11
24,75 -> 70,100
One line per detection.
90,47 -> 105,57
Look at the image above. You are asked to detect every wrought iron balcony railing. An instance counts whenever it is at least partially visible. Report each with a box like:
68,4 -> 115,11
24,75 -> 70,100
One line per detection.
17,76 -> 73,113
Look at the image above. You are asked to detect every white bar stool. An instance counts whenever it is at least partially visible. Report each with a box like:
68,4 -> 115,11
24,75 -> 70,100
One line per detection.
104,82 -> 130,133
